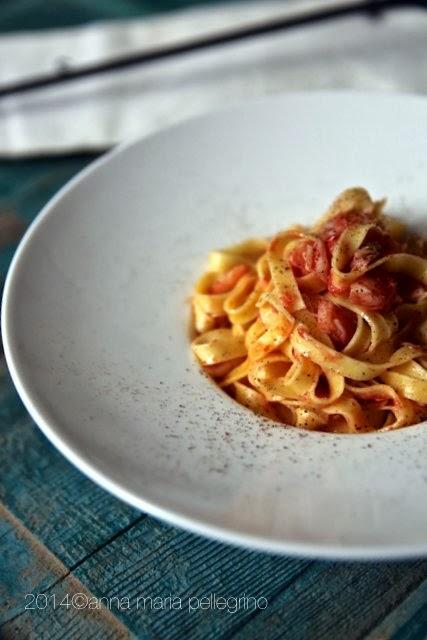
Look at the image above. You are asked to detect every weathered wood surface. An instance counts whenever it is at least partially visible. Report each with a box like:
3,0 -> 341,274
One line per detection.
0,504 -> 131,639
1,142 -> 427,640
367,578 -> 427,640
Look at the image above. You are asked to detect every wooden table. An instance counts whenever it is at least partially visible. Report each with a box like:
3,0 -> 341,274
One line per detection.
1,3 -> 427,636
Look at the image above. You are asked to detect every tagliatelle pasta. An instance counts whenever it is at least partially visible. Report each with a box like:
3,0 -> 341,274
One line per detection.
191,188 -> 427,433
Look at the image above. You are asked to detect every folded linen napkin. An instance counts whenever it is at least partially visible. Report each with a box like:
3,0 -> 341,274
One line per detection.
0,0 -> 426,156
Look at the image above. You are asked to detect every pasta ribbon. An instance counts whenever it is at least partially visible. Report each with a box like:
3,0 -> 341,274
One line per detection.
290,324 -> 423,381
192,329 -> 246,365
223,274 -> 260,325
267,253 -> 305,313
381,361 -> 427,403
347,383 -> 416,430
233,381 -> 278,420
328,295 -> 397,353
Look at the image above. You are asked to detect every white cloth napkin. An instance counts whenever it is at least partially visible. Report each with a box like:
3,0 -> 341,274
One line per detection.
1,0 -> 427,157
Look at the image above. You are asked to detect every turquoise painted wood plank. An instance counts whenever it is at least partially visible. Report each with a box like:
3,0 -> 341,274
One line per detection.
228,559 -> 427,640
367,578 -> 427,640
2,577 -> 133,640
33,516 -> 311,640
6,506 -> 427,640
72,516 -> 421,640
0,361 -> 142,567
0,504 -> 132,639
0,503 -> 66,624
0,0 -> 217,33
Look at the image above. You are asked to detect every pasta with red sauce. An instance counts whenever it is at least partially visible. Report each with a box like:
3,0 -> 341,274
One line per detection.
191,188 -> 427,433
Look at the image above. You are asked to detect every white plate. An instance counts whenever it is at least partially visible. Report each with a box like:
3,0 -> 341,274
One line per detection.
3,92 -> 427,560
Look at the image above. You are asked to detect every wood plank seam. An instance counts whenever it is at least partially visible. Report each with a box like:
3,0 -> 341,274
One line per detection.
0,408 -> 143,568
364,574 -> 427,639
223,563 -> 314,640
67,515 -> 146,573
358,572 -> 427,639
0,502 -> 132,637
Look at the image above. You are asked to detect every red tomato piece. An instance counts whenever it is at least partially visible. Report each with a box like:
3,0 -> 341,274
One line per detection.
322,211 -> 375,254
349,271 -> 397,312
317,299 -> 357,349
210,264 -> 250,294
303,294 -> 320,314
325,235 -> 340,255
289,238 -> 329,282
